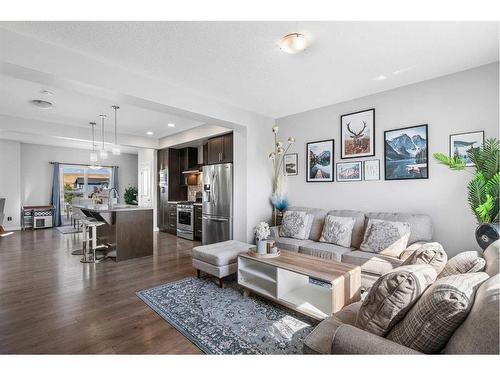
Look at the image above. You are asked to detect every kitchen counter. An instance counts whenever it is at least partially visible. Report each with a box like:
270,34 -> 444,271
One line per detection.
72,204 -> 153,261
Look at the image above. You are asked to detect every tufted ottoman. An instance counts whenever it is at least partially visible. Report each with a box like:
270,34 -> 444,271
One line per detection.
192,240 -> 253,287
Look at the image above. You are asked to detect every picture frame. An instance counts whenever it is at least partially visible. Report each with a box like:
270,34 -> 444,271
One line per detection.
336,161 -> 362,182
340,108 -> 375,159
283,153 -> 298,176
306,139 -> 334,182
384,124 -> 429,181
363,159 -> 380,181
449,131 -> 484,167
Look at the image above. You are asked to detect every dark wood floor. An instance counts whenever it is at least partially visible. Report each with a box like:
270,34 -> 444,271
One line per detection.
0,228 -> 203,354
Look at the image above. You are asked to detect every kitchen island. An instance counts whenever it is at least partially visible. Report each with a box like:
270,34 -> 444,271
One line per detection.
73,204 -> 153,262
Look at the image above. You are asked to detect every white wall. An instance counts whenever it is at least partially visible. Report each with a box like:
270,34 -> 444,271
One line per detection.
276,63 -> 499,256
20,143 -> 138,206
0,139 -> 21,230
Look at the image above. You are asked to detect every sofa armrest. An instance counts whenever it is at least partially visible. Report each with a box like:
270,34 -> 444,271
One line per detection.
269,226 -> 281,239
331,324 -> 421,355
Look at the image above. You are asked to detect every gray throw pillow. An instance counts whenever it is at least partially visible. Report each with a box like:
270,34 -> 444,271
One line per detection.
387,272 -> 489,353
360,219 -> 411,257
403,242 -> 448,275
355,265 -> 437,337
319,215 -> 355,248
279,211 -> 312,240
439,251 -> 486,278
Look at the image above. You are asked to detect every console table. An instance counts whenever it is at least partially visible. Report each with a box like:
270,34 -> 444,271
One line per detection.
238,251 -> 361,320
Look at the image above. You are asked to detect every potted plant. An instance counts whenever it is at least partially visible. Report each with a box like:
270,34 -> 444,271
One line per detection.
269,125 -> 295,225
124,186 -> 138,205
254,222 -> 271,254
434,138 -> 499,249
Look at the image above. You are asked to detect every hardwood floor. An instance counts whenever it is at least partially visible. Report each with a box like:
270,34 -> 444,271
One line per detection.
0,228 -> 203,354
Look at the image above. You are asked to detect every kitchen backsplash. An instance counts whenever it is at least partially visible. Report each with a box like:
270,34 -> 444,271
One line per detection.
187,173 -> 203,201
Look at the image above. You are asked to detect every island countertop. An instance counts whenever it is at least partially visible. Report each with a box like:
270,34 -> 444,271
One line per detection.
72,204 -> 153,213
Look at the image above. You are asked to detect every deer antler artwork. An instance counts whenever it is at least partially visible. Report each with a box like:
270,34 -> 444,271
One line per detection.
346,121 -> 367,146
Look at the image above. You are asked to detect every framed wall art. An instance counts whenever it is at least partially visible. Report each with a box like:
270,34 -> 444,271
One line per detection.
283,153 -> 298,176
340,108 -> 375,159
363,159 -> 380,181
306,139 -> 334,182
337,161 -> 362,182
449,131 -> 484,167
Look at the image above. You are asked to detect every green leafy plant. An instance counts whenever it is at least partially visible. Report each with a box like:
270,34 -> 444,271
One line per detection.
124,186 -> 138,205
433,138 -> 499,224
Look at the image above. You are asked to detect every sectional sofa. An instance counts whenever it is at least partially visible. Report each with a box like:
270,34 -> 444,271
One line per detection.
269,206 -> 434,287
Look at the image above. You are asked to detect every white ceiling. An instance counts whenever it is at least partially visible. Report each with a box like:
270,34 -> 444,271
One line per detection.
1,21 -> 498,118
0,74 -> 204,139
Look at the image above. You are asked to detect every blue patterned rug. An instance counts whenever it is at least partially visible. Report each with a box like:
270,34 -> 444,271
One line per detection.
136,277 -> 317,354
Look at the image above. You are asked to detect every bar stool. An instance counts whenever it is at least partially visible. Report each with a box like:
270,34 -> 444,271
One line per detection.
80,218 -> 106,264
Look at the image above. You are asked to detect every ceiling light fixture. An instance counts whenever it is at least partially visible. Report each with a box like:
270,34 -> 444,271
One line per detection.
373,75 -> 387,81
277,33 -> 308,54
167,123 -> 175,128
111,105 -> 121,156
89,122 -> 98,164
147,131 -> 154,135
99,114 -> 108,160
30,99 -> 53,109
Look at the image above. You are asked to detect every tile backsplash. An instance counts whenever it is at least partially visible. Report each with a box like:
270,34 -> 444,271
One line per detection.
187,173 -> 203,201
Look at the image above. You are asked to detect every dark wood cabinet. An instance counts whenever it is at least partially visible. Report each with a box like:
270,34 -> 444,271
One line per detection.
194,204 -> 203,241
206,133 -> 233,164
166,203 -> 177,235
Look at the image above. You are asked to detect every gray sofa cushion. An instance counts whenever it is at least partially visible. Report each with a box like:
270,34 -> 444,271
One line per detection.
483,240 -> 499,277
387,272 -> 489,353
299,242 -> 353,262
342,250 -> 403,276
287,206 -> 328,241
356,265 -> 437,337
365,212 -> 432,245
327,210 -> 366,248
402,242 -> 448,275
274,237 -> 314,252
444,274 -> 499,354
439,251 -> 486,278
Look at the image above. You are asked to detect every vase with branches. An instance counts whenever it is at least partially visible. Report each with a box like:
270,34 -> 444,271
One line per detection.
268,125 -> 295,224
433,138 -> 499,248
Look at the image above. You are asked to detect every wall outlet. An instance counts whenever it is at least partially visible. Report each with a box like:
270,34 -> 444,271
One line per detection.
7,216 -> 12,221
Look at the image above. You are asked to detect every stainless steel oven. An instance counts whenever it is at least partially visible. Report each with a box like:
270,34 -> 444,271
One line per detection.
177,202 -> 194,240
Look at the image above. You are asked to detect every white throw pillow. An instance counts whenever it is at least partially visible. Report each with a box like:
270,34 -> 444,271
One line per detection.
360,219 -> 410,257
280,211 -> 312,240
319,215 -> 355,248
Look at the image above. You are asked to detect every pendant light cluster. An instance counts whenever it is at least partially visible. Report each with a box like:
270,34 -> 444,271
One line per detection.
89,105 -> 121,163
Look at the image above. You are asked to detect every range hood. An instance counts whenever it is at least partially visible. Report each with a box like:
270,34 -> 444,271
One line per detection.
181,145 -> 205,174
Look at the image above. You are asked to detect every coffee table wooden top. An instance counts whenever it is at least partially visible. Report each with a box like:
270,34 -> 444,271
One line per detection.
239,249 -> 360,284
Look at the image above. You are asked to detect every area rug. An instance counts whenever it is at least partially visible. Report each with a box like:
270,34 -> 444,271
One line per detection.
136,277 -> 317,354
56,226 -> 81,234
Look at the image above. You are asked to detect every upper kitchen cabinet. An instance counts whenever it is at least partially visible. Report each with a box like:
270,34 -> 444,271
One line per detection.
179,147 -> 198,172
207,132 -> 233,164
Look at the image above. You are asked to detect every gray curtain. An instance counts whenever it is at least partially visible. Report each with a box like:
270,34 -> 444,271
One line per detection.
111,166 -> 119,202
50,162 -> 62,227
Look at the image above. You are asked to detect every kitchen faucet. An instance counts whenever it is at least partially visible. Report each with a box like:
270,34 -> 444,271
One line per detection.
108,188 -> 119,209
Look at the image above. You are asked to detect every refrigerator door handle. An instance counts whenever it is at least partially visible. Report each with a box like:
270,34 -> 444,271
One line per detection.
202,216 -> 229,222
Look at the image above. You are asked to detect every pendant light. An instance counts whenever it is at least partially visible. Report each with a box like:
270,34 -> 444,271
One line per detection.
111,105 -> 121,155
99,114 -> 108,159
89,122 -> 98,163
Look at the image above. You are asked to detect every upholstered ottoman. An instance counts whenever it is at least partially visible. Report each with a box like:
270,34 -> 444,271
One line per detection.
192,240 -> 253,287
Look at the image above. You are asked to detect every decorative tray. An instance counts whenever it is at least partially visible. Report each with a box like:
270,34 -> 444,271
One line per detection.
247,248 -> 281,258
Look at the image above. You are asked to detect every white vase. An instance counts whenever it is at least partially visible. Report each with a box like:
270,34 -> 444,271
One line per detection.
256,239 -> 267,255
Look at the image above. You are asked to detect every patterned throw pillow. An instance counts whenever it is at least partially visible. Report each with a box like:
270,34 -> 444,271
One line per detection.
319,215 -> 355,248
402,242 -> 448,275
360,219 -> 411,258
356,265 -> 437,337
387,272 -> 489,353
279,211 -> 312,240
439,251 -> 486,278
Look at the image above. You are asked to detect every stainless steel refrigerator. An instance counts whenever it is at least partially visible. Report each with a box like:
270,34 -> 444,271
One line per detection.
202,163 -> 233,245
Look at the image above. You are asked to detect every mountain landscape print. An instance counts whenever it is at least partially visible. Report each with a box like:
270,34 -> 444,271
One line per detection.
384,124 -> 428,180
307,140 -> 334,182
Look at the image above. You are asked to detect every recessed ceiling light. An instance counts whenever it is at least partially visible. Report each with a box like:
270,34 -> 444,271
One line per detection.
277,33 -> 308,54
40,89 -> 53,96
147,131 -> 154,135
30,99 -> 53,109
167,123 -> 175,128
373,75 -> 387,81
